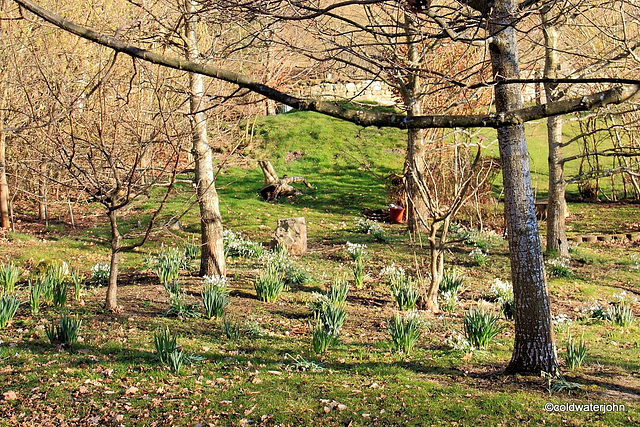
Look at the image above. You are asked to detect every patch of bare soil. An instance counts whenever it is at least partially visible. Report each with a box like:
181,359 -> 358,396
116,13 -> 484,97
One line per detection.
284,151 -> 304,162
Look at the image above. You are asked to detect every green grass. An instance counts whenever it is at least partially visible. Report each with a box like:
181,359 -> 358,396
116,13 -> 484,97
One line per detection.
1,111 -> 639,425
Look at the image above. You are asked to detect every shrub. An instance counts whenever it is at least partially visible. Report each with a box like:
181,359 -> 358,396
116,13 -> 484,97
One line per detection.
564,335 -> 587,370
346,242 -> 367,289
69,269 -> 84,300
468,247 -> 487,266
223,319 -> 242,340
388,311 -> 424,354
254,270 -> 285,302
168,348 -> 185,374
90,262 -> 110,287
581,302 -> 611,321
552,313 -> 573,334
489,278 -> 514,320
0,294 -> 21,329
261,247 -> 310,288
312,322 -> 337,353
46,316 -> 82,350
610,303 -> 635,327
354,217 -> 387,242
183,241 -> 200,270
46,261 -> 69,285
380,264 -> 407,288
327,279 -> 349,308
151,246 -> 184,286
439,290 -> 458,312
202,275 -> 230,320
440,268 -> 465,294
309,279 -> 349,316
464,306 -> 504,350
223,229 -> 264,258
311,290 -> 347,353
52,279 -> 68,309
153,326 -> 178,364
0,263 -> 21,295
390,278 -> 419,311
29,279 -> 45,315
458,228 -> 502,250
165,294 -> 201,318
546,258 -> 574,278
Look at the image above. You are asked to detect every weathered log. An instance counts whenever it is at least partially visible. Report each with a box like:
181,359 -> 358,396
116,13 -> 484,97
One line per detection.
258,160 -> 312,201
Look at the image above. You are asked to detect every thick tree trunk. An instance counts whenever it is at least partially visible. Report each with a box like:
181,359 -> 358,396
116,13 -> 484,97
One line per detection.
542,10 -> 569,257
105,209 -> 121,311
489,0 -> 558,374
185,0 -> 226,278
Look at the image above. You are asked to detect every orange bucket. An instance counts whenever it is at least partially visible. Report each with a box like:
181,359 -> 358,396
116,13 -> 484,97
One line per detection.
389,207 -> 405,224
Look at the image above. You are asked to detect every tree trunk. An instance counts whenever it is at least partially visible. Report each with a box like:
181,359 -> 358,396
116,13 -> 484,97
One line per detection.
0,86 -> 10,229
259,160 -> 279,185
405,124 -> 429,233
489,0 -> 558,375
185,0 -> 226,278
400,13 -> 429,234
38,161 -> 48,223
105,209 -> 121,311
542,9 -> 569,257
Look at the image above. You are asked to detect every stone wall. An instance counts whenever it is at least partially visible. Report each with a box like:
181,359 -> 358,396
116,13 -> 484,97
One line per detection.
294,79 -> 398,106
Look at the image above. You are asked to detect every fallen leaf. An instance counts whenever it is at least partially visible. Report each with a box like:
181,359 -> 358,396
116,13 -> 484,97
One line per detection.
125,386 -> 138,395
267,370 -> 282,376
3,391 -> 18,401
323,407 -> 331,414
337,404 -> 347,411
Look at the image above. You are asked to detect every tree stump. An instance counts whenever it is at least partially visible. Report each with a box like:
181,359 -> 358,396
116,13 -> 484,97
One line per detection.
258,160 -> 312,201
271,217 -> 307,255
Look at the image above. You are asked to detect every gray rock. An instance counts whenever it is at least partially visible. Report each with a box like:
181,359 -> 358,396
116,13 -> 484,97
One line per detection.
272,217 -> 307,255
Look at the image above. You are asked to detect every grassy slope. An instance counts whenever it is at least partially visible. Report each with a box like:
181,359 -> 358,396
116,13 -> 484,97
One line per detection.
1,111 -> 639,426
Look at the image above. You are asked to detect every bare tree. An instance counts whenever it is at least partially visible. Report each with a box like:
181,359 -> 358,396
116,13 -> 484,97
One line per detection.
184,0 -> 226,277
409,130 -> 494,310
13,0 -> 640,374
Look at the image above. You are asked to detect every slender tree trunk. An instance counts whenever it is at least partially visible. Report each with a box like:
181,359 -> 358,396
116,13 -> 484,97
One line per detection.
489,0 -> 558,374
38,160 -> 48,223
405,118 -> 429,233
185,0 -> 226,277
105,209 -> 121,311
403,14 -> 429,233
0,86 -> 10,229
542,9 -> 569,257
